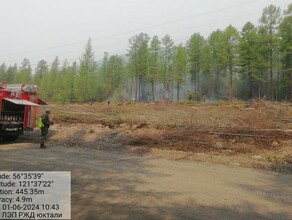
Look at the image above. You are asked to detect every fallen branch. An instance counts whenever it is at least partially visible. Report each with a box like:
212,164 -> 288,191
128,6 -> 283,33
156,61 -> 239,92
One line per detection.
209,132 -> 268,138
231,116 -> 246,125
192,141 -> 216,147
280,119 -> 292,123
175,153 -> 193,160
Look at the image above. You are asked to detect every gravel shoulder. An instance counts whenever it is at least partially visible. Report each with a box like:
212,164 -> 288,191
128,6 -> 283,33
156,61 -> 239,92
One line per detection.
0,142 -> 291,220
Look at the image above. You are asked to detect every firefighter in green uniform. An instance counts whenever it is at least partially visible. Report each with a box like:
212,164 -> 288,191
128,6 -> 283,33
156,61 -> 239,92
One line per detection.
40,109 -> 53,148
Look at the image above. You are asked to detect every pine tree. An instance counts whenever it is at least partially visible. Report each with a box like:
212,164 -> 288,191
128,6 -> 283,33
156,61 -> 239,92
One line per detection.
147,36 -> 161,102
174,44 -> 187,101
5,64 -> 18,83
128,33 -> 150,101
106,55 -> 125,99
187,33 -> 205,95
208,30 -> 225,96
259,4 -> 282,100
201,43 -> 213,97
161,34 -> 175,99
221,25 -> 239,98
34,60 -> 49,86
0,63 -> 7,82
238,22 -> 260,99
14,58 -> 32,84
76,38 -> 97,102
279,4 -> 292,101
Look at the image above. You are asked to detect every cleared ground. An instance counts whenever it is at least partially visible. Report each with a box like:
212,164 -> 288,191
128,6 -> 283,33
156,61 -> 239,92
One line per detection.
1,101 -> 291,219
0,143 -> 292,220
44,101 -> 292,172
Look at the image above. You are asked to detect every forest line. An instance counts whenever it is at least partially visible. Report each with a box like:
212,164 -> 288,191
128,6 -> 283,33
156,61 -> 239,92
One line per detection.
0,4 -> 291,103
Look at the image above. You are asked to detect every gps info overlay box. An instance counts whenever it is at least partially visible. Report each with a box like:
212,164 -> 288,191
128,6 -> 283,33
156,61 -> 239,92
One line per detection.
0,171 -> 71,219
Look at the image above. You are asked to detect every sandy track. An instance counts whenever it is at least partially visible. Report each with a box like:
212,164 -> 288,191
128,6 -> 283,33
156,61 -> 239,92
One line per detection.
0,143 -> 291,220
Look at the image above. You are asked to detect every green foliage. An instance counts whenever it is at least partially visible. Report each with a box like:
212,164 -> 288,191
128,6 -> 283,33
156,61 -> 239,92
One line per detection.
127,33 -> 150,101
0,63 -> 7,82
221,25 -> 239,97
187,33 -> 205,94
174,44 -> 187,100
76,38 -> 98,103
238,22 -> 260,99
102,55 -> 125,99
5,65 -> 17,83
14,58 -> 32,83
193,92 -> 202,101
279,4 -> 292,100
208,30 -> 225,96
1,4 -> 291,103
34,60 -> 48,85
174,44 -> 187,83
160,34 -> 175,98
147,35 -> 161,101
201,43 -> 213,97
258,4 -> 282,100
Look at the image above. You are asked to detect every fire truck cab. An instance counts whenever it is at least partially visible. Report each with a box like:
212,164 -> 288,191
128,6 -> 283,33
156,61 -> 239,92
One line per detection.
0,83 -> 46,141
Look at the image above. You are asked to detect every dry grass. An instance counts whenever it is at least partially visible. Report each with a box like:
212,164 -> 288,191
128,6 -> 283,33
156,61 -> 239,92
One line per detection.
48,101 -> 291,129
45,101 -> 292,170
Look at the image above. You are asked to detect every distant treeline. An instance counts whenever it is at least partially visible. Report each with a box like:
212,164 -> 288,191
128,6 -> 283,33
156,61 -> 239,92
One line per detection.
0,4 -> 291,103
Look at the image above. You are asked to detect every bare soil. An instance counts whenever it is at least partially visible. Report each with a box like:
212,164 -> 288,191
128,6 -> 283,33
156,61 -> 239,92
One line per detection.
33,101 -> 292,173
0,143 -> 291,219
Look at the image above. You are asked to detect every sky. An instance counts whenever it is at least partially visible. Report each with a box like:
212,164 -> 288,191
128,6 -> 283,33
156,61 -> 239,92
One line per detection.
0,0 -> 290,69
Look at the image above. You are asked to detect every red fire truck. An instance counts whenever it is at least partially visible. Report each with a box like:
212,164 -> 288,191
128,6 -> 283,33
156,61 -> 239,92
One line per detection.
0,82 -> 46,141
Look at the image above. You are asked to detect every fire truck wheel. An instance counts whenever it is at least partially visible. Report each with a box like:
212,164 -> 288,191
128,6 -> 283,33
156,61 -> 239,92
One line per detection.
3,136 -> 19,142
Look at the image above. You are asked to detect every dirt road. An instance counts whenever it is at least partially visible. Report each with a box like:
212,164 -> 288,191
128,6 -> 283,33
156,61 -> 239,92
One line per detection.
0,142 -> 291,220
